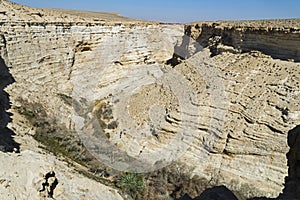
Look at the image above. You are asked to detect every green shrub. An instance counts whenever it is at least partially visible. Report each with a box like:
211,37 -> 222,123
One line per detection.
116,172 -> 145,199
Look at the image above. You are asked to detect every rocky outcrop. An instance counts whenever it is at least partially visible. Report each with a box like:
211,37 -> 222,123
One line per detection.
180,51 -> 299,199
0,1 -> 300,199
0,149 -> 123,200
280,125 -> 300,199
186,20 -> 300,61
183,22 -> 300,198
0,47 -> 19,152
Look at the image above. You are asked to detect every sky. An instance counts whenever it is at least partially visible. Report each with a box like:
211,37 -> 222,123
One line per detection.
10,0 -> 300,23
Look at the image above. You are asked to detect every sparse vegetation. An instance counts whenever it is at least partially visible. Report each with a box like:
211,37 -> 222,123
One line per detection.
93,99 -> 118,138
116,172 -> 145,199
136,164 -> 213,200
14,98 -> 111,179
15,98 -> 214,200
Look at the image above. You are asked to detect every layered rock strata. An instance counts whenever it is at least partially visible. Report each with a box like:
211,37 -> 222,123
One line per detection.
0,1 -> 300,199
186,20 -> 300,61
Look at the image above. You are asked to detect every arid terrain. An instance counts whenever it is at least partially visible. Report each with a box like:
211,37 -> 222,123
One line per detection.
0,0 -> 299,200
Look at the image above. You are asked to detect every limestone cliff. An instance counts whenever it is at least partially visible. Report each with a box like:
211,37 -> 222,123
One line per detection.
186,20 -> 300,61
0,1 -> 300,200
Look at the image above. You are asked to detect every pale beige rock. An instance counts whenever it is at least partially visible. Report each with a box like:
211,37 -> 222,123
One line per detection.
0,149 -> 123,200
0,0 -> 300,199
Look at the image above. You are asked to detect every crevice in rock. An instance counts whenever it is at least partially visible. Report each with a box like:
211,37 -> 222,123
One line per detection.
279,125 -> 300,199
166,54 -> 183,67
75,41 -> 92,52
67,50 -> 75,80
39,171 -> 58,199
114,61 -> 123,66
222,133 -> 234,156
264,123 -> 284,134
0,56 -> 19,152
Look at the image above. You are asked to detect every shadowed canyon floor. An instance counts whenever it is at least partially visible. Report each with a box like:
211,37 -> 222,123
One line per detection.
0,0 -> 300,199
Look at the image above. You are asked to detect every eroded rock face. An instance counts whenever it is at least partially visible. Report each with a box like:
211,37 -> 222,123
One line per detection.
0,150 -> 123,200
281,125 -> 300,199
181,51 -> 300,198
0,1 -> 300,199
186,20 -> 300,61
183,23 -> 300,198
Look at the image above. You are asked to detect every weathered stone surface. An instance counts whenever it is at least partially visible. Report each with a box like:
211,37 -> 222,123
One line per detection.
187,20 -> 300,61
185,51 -> 299,198
0,149 -> 123,200
0,0 -> 300,199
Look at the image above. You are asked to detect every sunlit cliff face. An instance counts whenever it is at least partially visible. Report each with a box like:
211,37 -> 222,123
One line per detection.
0,1 -> 300,199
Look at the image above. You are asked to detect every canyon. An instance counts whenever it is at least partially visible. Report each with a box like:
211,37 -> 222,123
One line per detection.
0,1 -> 299,199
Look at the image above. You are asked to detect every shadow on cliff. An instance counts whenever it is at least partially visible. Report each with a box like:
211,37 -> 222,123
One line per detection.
166,27 -> 203,67
178,125 -> 300,200
0,56 -> 19,152
248,125 -> 300,200
186,24 -> 300,62
278,125 -> 300,199
178,186 -> 239,200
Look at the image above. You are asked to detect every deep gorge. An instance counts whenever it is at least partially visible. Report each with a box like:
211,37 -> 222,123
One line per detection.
0,1 -> 299,200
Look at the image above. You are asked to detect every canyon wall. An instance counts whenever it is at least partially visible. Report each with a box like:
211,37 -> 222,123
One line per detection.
183,21 -> 300,199
186,20 -> 300,61
0,1 -> 300,199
